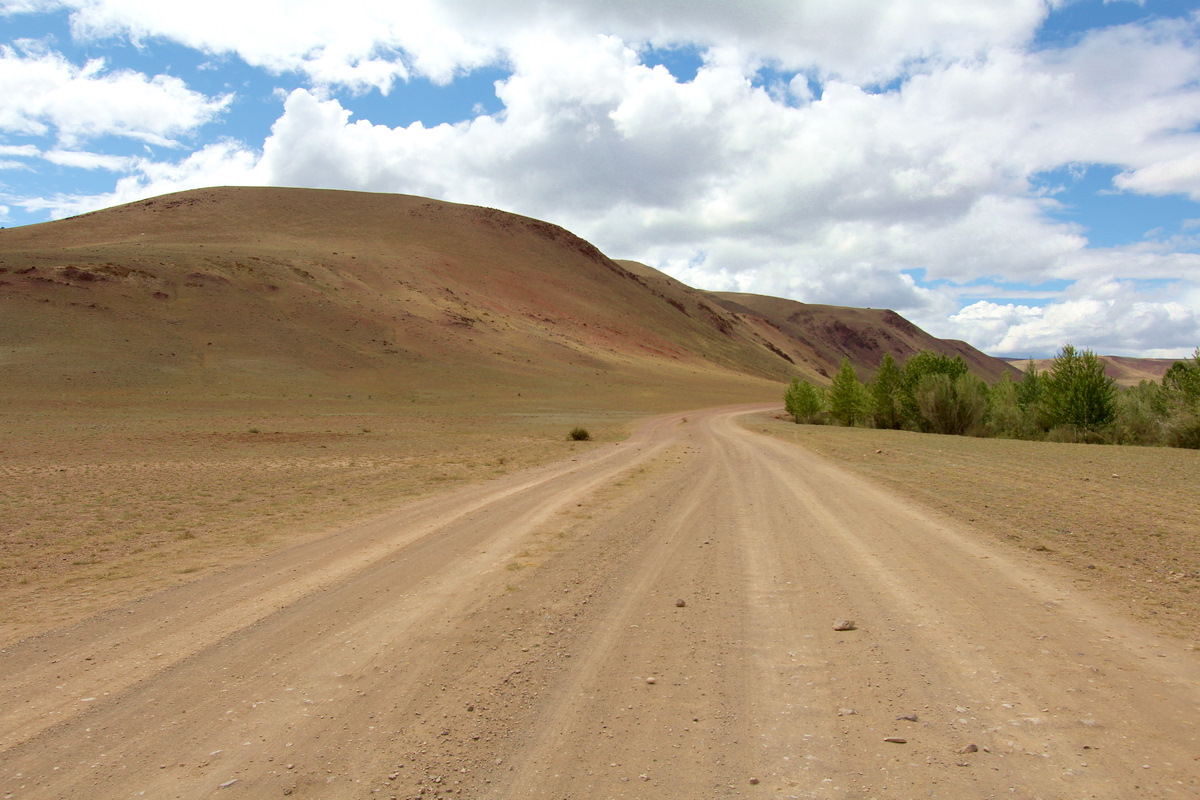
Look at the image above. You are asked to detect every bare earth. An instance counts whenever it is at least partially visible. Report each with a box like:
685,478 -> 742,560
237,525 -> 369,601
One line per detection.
1,406 -> 1198,799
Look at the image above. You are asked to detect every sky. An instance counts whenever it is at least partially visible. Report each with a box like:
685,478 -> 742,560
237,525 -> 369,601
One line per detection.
2,1 -> 1199,358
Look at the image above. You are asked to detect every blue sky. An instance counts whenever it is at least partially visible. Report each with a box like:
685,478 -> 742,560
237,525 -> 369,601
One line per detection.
2,0 -> 1199,358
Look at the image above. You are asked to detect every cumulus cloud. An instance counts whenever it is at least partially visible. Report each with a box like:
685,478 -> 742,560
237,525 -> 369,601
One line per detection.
0,41 -> 230,146
8,0 -> 1051,90
951,277 -> 1200,358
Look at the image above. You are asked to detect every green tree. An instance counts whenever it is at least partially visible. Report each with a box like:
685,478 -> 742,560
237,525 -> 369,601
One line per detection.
827,358 -> 868,427
1014,360 -> 1043,414
868,353 -> 904,429
898,350 -> 968,429
1041,345 -> 1116,438
784,377 -> 824,423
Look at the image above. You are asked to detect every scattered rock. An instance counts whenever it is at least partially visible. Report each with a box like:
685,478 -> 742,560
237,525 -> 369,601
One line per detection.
645,676 -> 657,685
833,620 -> 856,631
675,599 -> 687,608
218,779 -> 238,789
957,744 -> 979,754
896,713 -> 918,722
749,777 -> 761,785
884,737 -> 908,744
838,708 -> 857,716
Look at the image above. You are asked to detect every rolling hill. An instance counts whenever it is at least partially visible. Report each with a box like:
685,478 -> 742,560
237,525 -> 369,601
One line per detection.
1,186 -> 1011,409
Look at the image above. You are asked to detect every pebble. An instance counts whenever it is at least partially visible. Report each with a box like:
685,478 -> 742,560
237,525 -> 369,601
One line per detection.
675,599 -> 687,608
749,777 -> 760,785
833,620 -> 856,631
884,737 -> 907,744
218,779 -> 238,789
957,744 -> 979,754
896,713 -> 918,722
838,708 -> 857,716
645,677 -> 657,684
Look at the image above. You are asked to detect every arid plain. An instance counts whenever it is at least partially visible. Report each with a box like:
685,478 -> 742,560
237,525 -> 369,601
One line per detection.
1,188 -> 1197,798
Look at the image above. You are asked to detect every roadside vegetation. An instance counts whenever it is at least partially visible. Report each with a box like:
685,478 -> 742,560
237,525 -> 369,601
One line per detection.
784,345 -> 1200,448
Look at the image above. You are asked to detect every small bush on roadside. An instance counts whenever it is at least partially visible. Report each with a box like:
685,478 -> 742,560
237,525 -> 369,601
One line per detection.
568,426 -> 591,441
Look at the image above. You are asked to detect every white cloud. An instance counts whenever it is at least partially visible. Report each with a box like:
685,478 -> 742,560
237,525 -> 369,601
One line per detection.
950,276 -> 1200,357
0,143 -> 40,157
0,41 -> 231,146
18,138 -> 261,217
5,1 -> 1199,357
43,148 -> 132,170
9,0 -> 1049,90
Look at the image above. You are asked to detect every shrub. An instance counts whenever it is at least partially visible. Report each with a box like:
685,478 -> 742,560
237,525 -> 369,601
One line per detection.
1165,411 -> 1200,449
916,372 -> 988,435
568,426 -> 591,441
899,351 -> 968,429
984,372 -> 1034,438
1113,381 -> 1167,445
784,377 -> 825,423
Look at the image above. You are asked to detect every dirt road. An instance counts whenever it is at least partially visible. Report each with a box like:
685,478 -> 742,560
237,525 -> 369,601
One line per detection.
2,405 -> 1197,799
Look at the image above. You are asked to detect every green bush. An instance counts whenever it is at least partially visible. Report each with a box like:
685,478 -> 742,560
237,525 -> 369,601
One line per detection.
1113,381 -> 1167,445
899,351 -> 968,429
784,377 -> 825,423
916,372 -> 988,435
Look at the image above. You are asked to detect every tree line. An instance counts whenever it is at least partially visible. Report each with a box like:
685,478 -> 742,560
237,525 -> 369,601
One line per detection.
783,346 -> 1200,448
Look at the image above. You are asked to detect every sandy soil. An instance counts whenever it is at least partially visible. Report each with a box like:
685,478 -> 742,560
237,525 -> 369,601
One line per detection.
752,417 -> 1200,644
0,403 -> 639,645
2,406 -> 1198,799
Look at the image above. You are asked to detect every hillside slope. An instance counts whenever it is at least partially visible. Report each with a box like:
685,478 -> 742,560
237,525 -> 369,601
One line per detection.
708,291 -> 1019,382
616,261 -> 1015,382
1,187 -> 1010,408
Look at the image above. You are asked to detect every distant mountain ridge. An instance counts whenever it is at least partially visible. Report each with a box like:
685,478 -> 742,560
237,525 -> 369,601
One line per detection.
0,186 -> 1013,405
1003,356 -> 1178,387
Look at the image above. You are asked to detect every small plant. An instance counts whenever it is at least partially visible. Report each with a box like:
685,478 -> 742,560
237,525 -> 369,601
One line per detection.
569,426 -> 591,441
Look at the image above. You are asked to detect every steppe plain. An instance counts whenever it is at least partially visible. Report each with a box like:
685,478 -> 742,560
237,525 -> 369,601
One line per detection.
1,188 -> 1197,799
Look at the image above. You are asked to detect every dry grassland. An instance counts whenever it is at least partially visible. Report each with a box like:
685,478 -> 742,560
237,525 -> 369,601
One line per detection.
752,413 -> 1200,646
0,401 -> 639,645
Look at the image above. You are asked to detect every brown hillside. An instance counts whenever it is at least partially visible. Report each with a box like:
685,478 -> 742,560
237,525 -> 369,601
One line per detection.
706,290 -> 1017,382
1,187 -> 1009,410
0,187 -> 793,410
